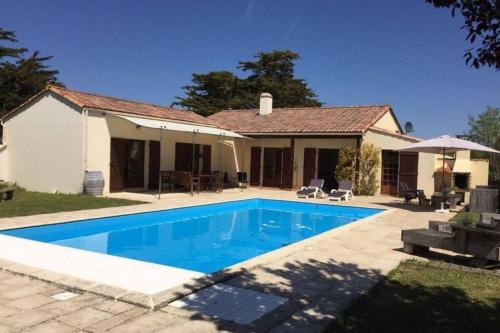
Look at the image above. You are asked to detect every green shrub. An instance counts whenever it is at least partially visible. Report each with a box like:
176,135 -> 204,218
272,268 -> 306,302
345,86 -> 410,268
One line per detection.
358,143 -> 380,196
335,147 -> 356,182
450,211 -> 480,225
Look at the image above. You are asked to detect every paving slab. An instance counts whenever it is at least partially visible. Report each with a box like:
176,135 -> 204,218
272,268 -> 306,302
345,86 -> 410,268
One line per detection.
6,293 -> 56,310
20,320 -> 77,333
56,307 -> 114,329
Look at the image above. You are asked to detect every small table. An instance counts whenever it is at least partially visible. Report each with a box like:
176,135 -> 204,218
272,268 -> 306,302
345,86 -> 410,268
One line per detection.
431,193 -> 461,210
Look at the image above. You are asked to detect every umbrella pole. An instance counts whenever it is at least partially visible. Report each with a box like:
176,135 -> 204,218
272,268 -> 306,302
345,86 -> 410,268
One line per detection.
158,127 -> 164,200
437,148 -> 449,213
191,130 -> 196,196
441,149 -> 445,211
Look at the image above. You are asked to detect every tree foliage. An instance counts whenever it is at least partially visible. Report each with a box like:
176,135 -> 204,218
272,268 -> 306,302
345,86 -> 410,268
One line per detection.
425,0 -> 499,69
358,143 -> 381,196
174,50 -> 321,116
467,106 -> 500,184
335,147 -> 357,182
0,28 -> 62,117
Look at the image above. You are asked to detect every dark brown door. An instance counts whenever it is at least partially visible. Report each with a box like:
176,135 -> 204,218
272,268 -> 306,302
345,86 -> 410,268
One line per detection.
250,147 -> 261,186
124,140 -> 144,188
282,148 -> 293,189
318,149 -> 339,191
263,148 -> 283,187
381,150 -> 399,195
110,138 -> 145,191
399,152 -> 419,193
175,142 -> 201,174
110,139 -> 126,192
303,148 -> 317,187
175,142 -> 190,172
202,145 -> 211,173
148,141 -> 160,190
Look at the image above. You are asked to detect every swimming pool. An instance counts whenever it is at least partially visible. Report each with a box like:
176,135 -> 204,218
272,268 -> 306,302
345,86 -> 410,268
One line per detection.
1,199 -> 382,274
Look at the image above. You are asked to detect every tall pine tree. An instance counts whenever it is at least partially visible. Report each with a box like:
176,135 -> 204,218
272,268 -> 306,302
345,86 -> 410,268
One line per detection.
174,50 -> 321,116
0,28 -> 62,116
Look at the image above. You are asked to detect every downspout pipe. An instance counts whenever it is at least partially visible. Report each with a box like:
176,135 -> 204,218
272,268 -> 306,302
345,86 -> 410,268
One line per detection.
82,108 -> 89,193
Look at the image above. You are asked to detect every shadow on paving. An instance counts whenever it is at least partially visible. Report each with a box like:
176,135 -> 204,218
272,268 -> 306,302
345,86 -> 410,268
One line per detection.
166,258 -> 383,332
372,201 -> 436,213
326,272 -> 500,333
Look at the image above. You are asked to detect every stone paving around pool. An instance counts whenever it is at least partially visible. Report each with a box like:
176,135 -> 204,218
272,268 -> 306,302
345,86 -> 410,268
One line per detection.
0,188 -> 456,332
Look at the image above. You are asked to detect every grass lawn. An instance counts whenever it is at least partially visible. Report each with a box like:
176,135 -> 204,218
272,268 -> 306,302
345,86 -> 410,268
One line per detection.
0,190 -> 146,218
328,260 -> 500,333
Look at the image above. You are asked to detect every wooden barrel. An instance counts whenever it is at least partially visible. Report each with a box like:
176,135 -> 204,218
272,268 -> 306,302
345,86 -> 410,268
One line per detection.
83,171 -> 104,195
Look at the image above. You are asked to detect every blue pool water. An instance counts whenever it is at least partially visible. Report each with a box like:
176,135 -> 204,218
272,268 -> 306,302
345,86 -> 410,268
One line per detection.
1,199 -> 382,273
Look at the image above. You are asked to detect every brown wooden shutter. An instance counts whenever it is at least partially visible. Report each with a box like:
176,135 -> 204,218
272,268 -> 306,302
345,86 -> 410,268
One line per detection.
250,147 -> 262,186
148,141 -> 160,190
202,145 -> 211,173
303,148 -> 316,187
110,139 -> 126,192
282,147 -> 293,189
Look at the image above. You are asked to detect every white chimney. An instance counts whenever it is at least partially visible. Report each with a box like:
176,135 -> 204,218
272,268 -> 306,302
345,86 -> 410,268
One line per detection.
259,93 -> 273,115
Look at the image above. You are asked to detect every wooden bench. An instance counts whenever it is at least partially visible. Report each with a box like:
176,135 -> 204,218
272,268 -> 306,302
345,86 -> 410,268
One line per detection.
402,216 -> 500,262
402,221 -> 455,254
0,186 -> 16,201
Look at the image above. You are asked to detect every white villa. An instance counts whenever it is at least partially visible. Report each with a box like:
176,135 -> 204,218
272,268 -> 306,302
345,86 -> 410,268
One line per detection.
0,86 -> 489,200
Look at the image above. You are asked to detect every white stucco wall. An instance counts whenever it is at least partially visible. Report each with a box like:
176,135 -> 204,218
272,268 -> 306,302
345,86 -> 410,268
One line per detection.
0,145 -> 7,181
363,129 -> 435,195
469,159 -> 489,189
87,112 -> 236,193
2,92 -> 84,193
373,111 -> 401,132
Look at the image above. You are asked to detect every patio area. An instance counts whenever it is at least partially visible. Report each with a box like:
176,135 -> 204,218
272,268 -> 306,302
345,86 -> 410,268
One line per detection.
0,189 -> 459,332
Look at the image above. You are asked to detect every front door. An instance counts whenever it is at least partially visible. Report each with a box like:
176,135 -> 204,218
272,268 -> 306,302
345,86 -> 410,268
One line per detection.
381,150 -> 399,195
148,141 -> 160,190
263,148 -> 283,187
110,138 -> 145,192
317,149 -> 339,192
399,152 -> 419,193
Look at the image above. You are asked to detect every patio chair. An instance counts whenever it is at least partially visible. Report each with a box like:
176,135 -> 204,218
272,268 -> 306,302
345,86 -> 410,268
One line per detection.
296,179 -> 324,199
176,171 -> 200,193
400,182 -> 420,205
328,180 -> 354,202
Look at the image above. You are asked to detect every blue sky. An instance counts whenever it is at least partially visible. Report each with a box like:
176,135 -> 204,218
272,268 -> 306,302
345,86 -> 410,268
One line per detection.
2,0 -> 499,138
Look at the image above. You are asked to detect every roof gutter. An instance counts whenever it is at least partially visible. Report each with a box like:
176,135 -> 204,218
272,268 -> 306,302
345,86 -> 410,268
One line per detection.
238,132 -> 363,137
88,108 -> 223,129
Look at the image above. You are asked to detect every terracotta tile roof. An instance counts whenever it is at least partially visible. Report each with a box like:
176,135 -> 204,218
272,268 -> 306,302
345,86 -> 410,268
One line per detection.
47,85 -> 217,126
208,105 -> 392,134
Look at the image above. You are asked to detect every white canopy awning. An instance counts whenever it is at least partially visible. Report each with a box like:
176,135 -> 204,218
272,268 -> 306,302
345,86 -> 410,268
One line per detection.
111,114 -> 247,138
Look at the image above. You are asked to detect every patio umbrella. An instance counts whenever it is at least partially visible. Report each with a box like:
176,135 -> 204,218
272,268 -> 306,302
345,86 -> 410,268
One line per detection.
399,135 -> 500,213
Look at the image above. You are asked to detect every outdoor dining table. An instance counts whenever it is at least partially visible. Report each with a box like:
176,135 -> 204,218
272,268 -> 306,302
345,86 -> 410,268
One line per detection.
199,174 -> 214,191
